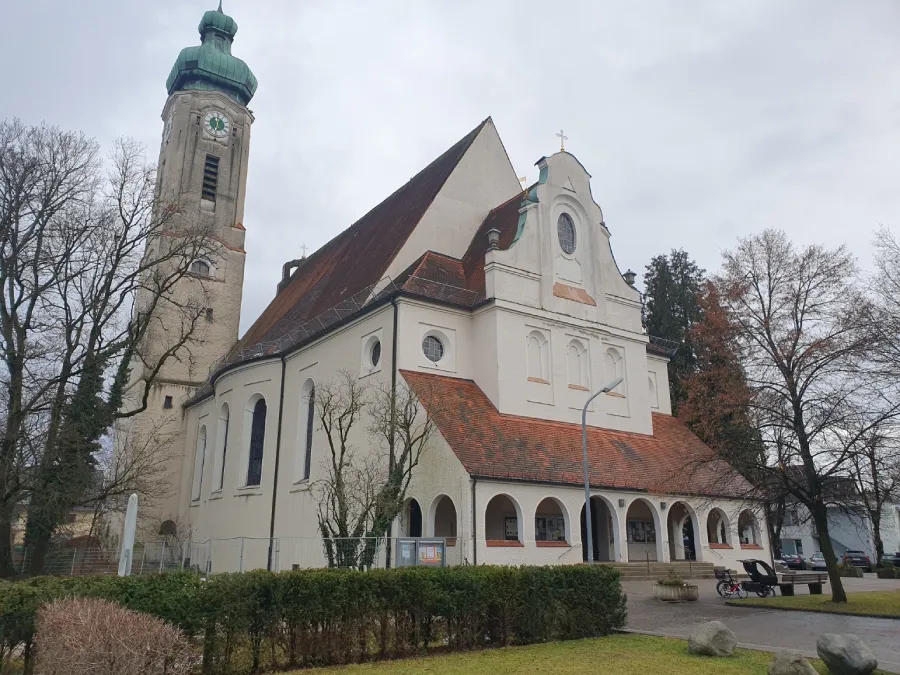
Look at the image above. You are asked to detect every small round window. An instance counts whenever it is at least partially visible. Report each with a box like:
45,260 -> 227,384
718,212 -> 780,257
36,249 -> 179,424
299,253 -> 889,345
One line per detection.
370,340 -> 381,367
557,213 -> 576,254
422,335 -> 444,363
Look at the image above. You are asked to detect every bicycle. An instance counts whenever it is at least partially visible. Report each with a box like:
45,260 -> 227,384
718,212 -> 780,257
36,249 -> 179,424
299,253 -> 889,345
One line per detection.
715,568 -> 748,599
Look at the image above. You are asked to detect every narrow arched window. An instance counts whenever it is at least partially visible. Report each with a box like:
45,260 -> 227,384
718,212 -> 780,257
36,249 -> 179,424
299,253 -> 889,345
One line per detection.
567,340 -> 588,389
604,347 -> 625,395
526,330 -> 549,383
214,403 -> 229,491
303,384 -> 315,480
246,399 -> 267,486
191,426 -> 207,501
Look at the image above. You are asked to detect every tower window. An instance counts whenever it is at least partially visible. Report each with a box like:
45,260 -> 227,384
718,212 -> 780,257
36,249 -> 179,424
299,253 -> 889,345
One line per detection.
163,395 -> 173,409
190,259 -> 211,276
202,154 -> 220,202
205,308 -> 214,322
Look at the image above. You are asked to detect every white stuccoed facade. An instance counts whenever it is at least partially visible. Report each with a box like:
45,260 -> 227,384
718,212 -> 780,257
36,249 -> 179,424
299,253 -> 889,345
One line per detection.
167,121 -> 769,574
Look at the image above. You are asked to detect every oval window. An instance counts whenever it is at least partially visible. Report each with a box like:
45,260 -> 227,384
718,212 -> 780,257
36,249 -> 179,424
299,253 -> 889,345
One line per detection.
557,213 -> 576,254
422,335 -> 444,363
371,340 -> 381,367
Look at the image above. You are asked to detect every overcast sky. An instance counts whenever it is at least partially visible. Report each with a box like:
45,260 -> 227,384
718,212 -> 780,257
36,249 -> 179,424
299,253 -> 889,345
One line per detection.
3,1 -> 899,332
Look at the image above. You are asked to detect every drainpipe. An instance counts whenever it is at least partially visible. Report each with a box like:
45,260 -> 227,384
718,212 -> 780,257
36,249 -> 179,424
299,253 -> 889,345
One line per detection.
471,476 -> 478,566
385,297 -> 400,569
266,355 -> 288,571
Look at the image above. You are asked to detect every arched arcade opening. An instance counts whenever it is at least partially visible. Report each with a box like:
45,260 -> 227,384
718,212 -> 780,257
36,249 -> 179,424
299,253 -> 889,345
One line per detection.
580,496 -> 618,562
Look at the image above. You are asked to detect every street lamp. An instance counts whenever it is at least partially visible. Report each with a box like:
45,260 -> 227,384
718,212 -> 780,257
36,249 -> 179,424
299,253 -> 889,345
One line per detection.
582,377 -> 623,565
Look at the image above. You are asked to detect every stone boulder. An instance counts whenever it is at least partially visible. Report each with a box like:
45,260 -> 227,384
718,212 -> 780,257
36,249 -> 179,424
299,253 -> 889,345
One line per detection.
687,621 -> 737,657
816,634 -> 878,675
768,650 -> 818,675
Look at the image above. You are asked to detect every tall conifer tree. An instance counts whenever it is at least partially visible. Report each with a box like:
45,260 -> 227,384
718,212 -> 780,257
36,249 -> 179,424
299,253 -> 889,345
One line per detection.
642,249 -> 705,413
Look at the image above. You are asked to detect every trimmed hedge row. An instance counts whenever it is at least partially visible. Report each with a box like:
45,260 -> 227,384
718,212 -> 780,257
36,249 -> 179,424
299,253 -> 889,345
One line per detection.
0,564 -> 626,673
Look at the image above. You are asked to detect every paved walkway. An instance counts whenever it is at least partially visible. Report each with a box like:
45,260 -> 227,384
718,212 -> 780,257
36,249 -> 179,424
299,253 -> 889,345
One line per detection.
623,577 -> 900,673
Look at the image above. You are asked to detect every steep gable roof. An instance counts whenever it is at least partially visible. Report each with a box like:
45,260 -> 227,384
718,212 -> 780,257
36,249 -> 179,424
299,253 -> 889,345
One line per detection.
229,119 -> 491,361
403,370 -> 753,498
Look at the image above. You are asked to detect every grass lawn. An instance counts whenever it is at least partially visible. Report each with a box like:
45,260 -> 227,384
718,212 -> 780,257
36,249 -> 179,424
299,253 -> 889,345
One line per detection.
730,590 -> 900,618
300,634 -> 833,674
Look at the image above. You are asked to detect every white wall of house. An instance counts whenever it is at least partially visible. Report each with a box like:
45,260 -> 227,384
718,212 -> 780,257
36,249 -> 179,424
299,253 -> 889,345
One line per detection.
781,503 -> 900,561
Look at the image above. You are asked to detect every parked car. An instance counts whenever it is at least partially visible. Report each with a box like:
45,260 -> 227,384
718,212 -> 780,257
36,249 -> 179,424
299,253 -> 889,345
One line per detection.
841,550 -> 872,572
780,553 -> 807,570
809,553 -> 827,570
881,551 -> 900,566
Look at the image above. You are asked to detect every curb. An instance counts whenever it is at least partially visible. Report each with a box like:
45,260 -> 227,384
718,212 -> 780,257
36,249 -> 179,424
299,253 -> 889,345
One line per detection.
724,600 -> 900,621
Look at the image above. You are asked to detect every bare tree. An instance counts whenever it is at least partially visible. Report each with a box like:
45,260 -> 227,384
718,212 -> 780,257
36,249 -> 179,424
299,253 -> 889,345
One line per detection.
844,416 -> 900,567
309,371 -> 437,569
716,229 -> 900,602
0,120 -> 215,575
871,226 -> 900,378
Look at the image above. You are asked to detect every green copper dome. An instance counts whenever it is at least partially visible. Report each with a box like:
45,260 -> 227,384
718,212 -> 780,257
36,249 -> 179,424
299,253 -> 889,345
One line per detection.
166,4 -> 257,106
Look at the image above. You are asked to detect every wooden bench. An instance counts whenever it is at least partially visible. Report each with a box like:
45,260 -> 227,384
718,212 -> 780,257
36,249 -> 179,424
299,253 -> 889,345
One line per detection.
778,572 -> 828,596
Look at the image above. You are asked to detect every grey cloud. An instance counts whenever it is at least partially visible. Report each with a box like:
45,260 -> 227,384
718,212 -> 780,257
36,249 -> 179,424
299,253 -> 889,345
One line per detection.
2,0 -> 898,330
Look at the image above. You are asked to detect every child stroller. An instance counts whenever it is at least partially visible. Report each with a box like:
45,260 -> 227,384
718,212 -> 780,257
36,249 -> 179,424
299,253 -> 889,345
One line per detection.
739,559 -> 779,598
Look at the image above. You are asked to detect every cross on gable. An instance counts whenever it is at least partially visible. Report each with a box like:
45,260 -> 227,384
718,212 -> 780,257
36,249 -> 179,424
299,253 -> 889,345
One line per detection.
556,129 -> 568,152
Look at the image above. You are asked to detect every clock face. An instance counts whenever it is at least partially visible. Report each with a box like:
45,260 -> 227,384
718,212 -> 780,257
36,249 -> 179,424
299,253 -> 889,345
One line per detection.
204,110 -> 230,138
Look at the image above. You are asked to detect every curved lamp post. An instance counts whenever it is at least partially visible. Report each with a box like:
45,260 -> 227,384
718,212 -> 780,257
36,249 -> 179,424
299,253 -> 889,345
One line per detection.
582,377 -> 623,565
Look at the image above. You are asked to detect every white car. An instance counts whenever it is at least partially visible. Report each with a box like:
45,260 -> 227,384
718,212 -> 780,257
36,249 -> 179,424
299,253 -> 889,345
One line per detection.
809,553 -> 827,570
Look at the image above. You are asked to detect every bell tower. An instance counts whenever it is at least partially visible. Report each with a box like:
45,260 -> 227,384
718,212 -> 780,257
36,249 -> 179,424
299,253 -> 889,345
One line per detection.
117,3 -> 257,534
153,2 -> 257,386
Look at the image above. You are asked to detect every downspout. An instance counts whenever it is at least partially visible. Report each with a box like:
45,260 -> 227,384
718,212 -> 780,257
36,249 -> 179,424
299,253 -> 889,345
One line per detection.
471,476 -> 478,566
267,354 -> 288,571
384,296 -> 400,569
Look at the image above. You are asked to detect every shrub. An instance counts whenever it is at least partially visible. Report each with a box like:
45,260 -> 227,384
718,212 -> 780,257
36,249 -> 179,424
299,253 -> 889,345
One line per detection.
34,597 -> 194,675
0,564 -> 626,674
876,567 -> 899,579
836,563 -> 863,578
656,569 -> 687,587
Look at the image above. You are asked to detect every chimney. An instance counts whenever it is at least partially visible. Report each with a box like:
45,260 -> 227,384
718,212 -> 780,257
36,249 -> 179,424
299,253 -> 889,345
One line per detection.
486,228 -> 501,251
277,257 -> 305,294
623,269 -> 637,287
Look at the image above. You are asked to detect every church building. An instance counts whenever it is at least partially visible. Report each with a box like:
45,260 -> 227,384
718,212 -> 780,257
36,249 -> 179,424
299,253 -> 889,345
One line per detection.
121,5 -> 771,573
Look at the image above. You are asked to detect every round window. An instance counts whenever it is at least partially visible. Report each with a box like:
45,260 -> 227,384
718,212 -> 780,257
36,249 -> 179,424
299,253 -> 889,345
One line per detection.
370,340 -> 381,367
557,213 -> 576,254
422,335 -> 444,363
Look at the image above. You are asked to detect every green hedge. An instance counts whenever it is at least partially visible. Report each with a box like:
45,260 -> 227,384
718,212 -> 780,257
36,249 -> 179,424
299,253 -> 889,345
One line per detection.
0,564 -> 626,673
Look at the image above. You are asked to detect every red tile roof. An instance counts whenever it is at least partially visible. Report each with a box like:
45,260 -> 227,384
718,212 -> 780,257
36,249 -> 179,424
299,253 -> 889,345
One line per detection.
229,119 -> 491,361
402,370 -> 752,498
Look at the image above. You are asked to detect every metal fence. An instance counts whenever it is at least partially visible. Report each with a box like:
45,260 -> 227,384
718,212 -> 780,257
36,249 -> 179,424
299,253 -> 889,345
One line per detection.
186,536 -> 468,574
15,536 -> 468,577
13,540 -> 182,577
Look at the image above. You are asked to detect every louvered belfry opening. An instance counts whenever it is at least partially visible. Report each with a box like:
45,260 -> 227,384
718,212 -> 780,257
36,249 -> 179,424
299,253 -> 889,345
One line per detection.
202,154 -> 220,202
